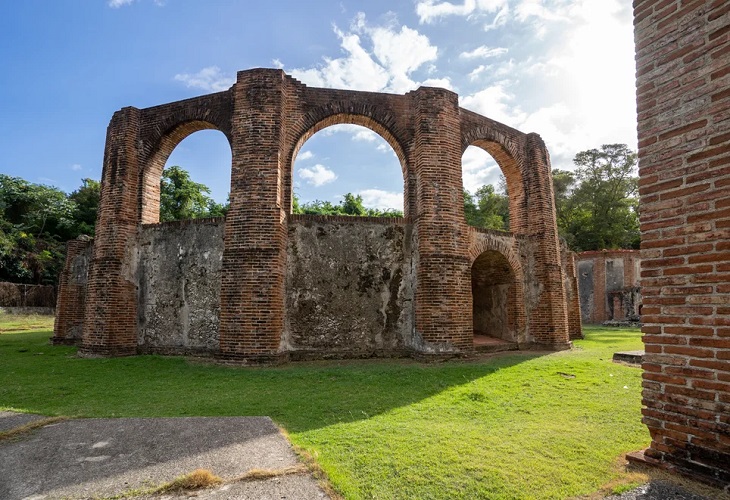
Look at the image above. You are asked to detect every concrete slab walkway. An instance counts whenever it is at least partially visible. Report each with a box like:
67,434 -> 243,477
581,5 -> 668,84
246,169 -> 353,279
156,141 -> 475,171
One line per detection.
0,414 -> 329,500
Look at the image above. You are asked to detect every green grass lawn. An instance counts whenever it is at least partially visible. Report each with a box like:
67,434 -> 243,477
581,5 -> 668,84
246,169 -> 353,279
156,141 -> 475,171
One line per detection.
0,314 -> 649,499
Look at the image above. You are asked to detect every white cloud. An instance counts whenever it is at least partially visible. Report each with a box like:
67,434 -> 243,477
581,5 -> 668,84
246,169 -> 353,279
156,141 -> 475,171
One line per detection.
461,146 -> 501,193
416,0 -> 508,23
459,82 -> 526,128
459,45 -> 507,59
272,58 -> 285,69
108,0 -> 135,7
299,164 -> 337,187
287,13 -> 439,94
71,164 -> 82,171
421,77 -> 454,90
298,150 -> 314,161
173,66 -> 234,92
358,189 -> 403,211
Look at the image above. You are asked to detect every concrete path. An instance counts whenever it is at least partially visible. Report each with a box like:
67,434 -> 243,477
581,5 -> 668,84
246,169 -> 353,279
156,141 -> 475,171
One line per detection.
0,413 -> 329,500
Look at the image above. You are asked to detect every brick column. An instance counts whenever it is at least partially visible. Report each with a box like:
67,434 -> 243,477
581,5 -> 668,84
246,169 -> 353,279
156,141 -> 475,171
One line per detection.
411,87 -> 472,352
218,69 -> 287,363
564,251 -> 583,340
79,107 -> 141,356
52,237 -> 92,345
523,134 -> 570,348
631,0 -> 730,484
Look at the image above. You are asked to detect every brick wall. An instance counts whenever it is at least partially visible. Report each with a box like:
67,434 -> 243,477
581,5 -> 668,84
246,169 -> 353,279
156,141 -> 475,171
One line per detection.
634,0 -> 730,484
52,237 -> 92,344
577,250 -> 642,324
56,68 -> 577,362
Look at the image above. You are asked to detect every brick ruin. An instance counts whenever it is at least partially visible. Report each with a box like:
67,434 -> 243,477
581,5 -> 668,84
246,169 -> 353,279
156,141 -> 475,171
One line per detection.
53,69 -> 582,361
577,250 -> 642,324
632,0 -> 730,486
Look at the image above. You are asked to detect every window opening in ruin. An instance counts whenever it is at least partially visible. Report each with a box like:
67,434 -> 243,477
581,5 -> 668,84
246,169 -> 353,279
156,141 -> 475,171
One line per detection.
471,250 -> 517,345
161,130 -> 232,222
462,146 -> 510,231
292,124 -> 404,218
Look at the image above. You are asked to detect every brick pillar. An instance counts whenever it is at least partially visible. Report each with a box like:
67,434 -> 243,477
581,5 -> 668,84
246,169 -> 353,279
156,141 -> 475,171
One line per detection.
79,107 -> 141,356
218,69 -> 287,363
52,237 -> 93,345
411,87 -> 472,352
632,0 -> 730,484
565,251 -> 583,340
523,134 -> 570,348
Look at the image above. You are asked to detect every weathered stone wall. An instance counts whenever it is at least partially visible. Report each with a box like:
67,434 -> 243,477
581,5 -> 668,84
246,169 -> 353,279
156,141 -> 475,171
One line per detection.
136,218 -> 224,355
284,215 -> 414,358
577,250 -> 641,324
633,0 -> 730,484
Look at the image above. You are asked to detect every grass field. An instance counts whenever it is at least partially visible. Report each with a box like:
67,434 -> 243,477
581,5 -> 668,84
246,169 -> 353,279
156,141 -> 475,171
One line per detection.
0,313 -> 650,499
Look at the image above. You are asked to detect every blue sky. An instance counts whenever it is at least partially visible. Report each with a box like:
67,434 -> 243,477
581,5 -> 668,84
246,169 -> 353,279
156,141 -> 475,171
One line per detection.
0,0 -> 637,211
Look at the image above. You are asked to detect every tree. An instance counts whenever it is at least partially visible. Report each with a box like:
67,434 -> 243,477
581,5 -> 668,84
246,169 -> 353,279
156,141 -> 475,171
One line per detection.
0,175 -> 74,284
293,192 -> 403,218
160,166 -> 224,221
68,178 -> 100,236
463,182 -> 509,231
554,144 -> 639,251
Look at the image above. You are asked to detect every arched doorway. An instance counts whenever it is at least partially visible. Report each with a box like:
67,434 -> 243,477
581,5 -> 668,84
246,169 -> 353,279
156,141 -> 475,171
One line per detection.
471,249 -> 519,349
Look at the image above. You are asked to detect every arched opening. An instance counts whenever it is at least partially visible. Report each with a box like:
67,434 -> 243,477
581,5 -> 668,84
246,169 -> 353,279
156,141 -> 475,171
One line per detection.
140,122 -> 232,224
462,146 -> 509,231
290,118 -> 408,218
472,250 -> 518,347
462,139 -> 525,234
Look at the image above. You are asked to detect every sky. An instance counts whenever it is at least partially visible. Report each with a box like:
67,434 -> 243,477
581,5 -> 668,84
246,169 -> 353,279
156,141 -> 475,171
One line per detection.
0,0 -> 638,212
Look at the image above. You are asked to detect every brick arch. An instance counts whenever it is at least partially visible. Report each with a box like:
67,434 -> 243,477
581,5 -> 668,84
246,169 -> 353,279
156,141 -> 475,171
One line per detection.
468,233 -> 527,343
285,107 -> 413,218
461,125 -> 527,234
138,119 -> 232,224
468,233 -> 523,283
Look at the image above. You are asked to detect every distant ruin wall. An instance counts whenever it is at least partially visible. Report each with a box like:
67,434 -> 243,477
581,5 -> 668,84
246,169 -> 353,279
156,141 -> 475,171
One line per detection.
0,282 -> 56,311
576,250 -> 641,324
136,218 -> 224,355
284,215 -> 414,358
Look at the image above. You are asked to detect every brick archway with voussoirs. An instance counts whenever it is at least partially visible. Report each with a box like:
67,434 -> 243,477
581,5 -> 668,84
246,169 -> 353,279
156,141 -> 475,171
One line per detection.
53,67 -> 577,362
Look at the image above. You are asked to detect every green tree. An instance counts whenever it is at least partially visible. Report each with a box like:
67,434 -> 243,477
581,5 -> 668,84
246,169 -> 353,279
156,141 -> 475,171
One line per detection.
0,175 -> 74,284
554,144 -> 639,251
160,166 -> 222,221
293,192 -> 403,218
463,183 -> 509,231
68,178 -> 100,236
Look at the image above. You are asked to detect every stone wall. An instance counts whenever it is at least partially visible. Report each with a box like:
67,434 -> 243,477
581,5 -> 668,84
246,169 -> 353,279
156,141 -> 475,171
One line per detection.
633,0 -> 730,485
136,218 -> 224,355
576,250 -> 641,324
284,215 -> 414,359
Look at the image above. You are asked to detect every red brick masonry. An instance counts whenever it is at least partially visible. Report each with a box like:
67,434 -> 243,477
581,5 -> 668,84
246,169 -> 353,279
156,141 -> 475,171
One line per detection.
54,69 -> 578,361
633,0 -> 730,485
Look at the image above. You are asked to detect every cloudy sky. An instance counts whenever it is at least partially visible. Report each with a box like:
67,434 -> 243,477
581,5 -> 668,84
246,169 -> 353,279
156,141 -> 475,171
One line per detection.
0,0 -> 637,211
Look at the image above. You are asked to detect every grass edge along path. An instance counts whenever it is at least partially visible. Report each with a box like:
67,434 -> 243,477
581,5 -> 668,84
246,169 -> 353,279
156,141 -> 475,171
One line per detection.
0,315 -> 649,499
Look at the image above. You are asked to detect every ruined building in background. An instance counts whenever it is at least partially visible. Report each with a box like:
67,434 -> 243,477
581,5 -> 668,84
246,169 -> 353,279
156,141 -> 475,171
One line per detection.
53,69 -> 582,362
631,0 -> 730,486
577,250 -> 642,325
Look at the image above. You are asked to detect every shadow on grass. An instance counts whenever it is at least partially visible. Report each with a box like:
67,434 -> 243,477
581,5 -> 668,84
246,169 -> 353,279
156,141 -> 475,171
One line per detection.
0,330 -> 543,434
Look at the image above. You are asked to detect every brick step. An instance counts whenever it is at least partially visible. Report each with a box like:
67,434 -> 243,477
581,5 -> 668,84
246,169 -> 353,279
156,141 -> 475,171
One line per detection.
473,334 -> 519,353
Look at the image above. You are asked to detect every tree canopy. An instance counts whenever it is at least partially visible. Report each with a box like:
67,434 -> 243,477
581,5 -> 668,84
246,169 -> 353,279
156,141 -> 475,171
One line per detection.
554,144 -> 639,251
293,192 -> 403,218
